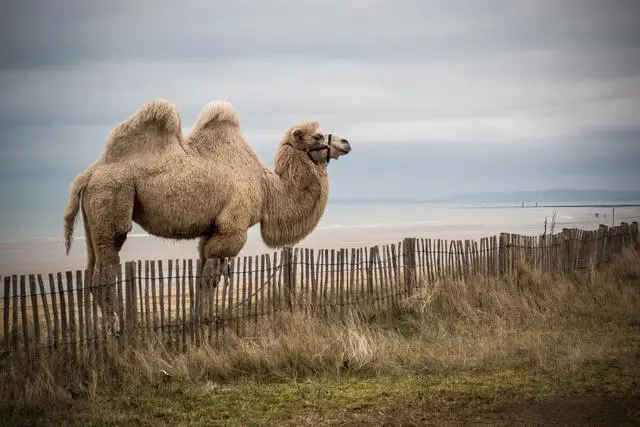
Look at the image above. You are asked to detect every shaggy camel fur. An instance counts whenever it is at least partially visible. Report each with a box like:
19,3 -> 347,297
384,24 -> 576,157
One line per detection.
63,99 -> 351,316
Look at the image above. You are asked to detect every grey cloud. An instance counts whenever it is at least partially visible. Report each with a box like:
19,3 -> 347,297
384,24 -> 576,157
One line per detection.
2,56 -> 638,139
2,0 -> 639,139
2,0 -> 640,69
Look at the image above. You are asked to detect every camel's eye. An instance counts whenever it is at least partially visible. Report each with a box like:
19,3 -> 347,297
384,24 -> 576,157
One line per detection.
312,134 -> 324,141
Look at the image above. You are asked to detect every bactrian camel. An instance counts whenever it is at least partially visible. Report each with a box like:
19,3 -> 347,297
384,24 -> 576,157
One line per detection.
63,99 -> 351,322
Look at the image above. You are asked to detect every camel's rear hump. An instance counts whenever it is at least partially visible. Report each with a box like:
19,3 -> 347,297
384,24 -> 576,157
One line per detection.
192,101 -> 241,130
185,101 -> 247,156
103,99 -> 183,163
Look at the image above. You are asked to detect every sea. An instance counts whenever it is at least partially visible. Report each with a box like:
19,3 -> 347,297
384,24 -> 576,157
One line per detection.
1,201 -> 639,277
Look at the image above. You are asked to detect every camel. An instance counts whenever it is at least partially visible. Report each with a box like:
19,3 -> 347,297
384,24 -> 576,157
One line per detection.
63,99 -> 351,321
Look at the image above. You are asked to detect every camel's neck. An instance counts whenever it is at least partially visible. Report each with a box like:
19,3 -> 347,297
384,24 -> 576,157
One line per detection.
259,146 -> 329,248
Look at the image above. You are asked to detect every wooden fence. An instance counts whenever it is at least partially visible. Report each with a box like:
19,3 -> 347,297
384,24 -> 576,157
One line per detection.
1,222 -> 639,359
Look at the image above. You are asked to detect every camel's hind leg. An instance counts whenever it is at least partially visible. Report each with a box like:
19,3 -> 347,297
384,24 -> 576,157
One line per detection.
81,203 -> 95,274
84,179 -> 134,333
92,230 -> 130,335
82,202 -> 120,328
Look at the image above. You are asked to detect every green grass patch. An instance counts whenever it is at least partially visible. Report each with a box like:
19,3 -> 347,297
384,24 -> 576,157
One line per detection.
5,359 -> 639,426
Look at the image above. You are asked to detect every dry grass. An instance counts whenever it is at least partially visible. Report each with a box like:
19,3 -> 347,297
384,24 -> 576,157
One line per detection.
1,249 -> 639,424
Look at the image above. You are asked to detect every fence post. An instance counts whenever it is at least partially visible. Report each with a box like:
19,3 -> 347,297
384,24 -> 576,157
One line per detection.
499,233 -> 508,277
124,262 -> 135,341
620,222 -> 631,250
403,238 -> 417,295
632,222 -> 640,252
3,277 -> 9,354
282,247 -> 295,311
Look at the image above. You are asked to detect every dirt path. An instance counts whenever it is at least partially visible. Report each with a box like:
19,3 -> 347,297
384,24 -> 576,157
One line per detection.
307,394 -> 640,426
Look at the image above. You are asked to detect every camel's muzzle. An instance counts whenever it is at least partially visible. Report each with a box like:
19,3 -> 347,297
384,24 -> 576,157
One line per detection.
335,139 -> 351,154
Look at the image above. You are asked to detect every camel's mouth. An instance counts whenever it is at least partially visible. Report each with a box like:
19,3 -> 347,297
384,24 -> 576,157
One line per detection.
331,148 -> 349,158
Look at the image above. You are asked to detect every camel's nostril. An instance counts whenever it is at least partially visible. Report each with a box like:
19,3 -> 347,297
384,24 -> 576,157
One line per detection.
341,140 -> 351,152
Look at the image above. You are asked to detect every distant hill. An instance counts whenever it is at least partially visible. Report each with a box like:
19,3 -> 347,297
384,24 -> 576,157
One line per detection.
427,189 -> 640,204
329,197 -> 422,205
329,189 -> 640,205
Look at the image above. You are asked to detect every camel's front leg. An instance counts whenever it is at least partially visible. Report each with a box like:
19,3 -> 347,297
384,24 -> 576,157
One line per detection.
197,227 -> 248,322
198,227 -> 247,281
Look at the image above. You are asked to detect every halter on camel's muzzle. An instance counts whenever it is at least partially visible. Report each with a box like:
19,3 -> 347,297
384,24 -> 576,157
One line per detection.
304,133 -> 332,166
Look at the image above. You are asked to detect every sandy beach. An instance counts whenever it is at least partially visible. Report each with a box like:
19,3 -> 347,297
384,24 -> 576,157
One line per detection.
2,202 -> 639,277
0,223 -> 530,277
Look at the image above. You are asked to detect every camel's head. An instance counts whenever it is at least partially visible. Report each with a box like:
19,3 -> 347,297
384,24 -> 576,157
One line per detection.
288,121 -> 351,166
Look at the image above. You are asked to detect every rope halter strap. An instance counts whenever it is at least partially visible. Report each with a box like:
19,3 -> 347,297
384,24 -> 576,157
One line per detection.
285,133 -> 332,166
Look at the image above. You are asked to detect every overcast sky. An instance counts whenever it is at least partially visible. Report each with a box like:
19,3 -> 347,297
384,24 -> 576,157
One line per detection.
1,0 -> 640,241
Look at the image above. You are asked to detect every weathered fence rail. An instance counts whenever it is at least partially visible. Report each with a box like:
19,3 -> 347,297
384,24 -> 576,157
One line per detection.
1,222 -> 638,359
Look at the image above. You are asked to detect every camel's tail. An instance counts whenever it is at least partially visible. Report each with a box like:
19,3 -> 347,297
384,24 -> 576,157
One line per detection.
64,167 -> 94,255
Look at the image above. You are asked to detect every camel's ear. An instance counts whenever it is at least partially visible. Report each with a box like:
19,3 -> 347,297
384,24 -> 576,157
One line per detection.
292,128 -> 304,142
